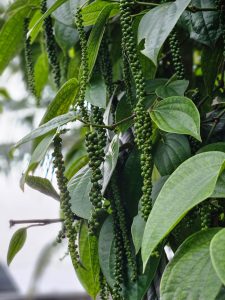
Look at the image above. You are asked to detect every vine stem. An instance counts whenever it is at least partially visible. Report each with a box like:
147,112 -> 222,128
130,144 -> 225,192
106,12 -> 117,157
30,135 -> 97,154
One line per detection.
9,218 -> 64,227
77,114 -> 135,130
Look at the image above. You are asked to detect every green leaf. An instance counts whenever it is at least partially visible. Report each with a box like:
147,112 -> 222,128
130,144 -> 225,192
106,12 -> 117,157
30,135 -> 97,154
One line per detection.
98,215 -> 115,288
85,75 -> 107,108
27,133 -> 55,174
68,165 -> 92,219
54,20 -> 79,52
150,96 -> 201,141
40,78 -> 79,125
115,95 -> 133,133
82,0 -> 119,26
210,228 -> 225,286
138,0 -> 191,65
189,0 -> 222,47
102,135 -> 120,192
154,134 -> 191,176
28,0 -> 68,41
211,171 -> 225,198
65,155 -> 89,180
160,229 -> 222,300
25,175 -> 59,200
34,52 -> 49,99
0,6 -> 29,74
76,221 -> 100,299
14,111 -> 77,148
142,151 -> 225,269
202,44 -> 223,96
156,80 -> 189,98
197,142 -> 225,154
7,228 -> 27,265
87,4 -> 113,76
131,214 -> 145,255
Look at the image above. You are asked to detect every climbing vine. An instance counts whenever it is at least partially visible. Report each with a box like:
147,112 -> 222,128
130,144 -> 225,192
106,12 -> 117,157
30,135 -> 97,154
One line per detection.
2,0 -> 225,299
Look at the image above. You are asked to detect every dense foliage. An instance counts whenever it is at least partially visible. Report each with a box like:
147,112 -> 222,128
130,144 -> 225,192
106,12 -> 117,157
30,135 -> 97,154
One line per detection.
2,0 -> 225,299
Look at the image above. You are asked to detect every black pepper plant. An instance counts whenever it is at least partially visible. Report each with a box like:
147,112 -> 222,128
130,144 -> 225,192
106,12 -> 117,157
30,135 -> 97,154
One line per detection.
2,0 -> 225,299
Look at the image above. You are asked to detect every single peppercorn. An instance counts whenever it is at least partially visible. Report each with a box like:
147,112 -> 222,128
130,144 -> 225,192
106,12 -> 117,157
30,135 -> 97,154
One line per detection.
119,0 -> 153,221
24,18 -> 36,98
41,0 -> 61,88
52,134 -> 79,268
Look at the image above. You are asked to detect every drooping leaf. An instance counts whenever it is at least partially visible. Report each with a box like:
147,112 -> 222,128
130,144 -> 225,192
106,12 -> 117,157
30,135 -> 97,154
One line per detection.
14,111 -> 77,148
68,165 -> 92,219
210,228 -> 225,286
131,214 -> 146,255
28,0 -> 68,41
0,6 -> 29,74
65,155 -> 89,180
160,229 -> 222,300
142,151 -> 225,269
7,228 -> 27,265
34,52 -> 49,99
76,221 -> 100,299
138,0 -> 191,65
102,135 -> 120,192
156,80 -> 189,98
87,4 -> 113,76
150,96 -> 201,141
25,175 -> 60,200
154,134 -> 191,176
98,216 -> 115,288
197,142 -> 225,154
82,0 -> 119,26
85,75 -> 107,108
40,78 -> 79,125
211,171 -> 225,198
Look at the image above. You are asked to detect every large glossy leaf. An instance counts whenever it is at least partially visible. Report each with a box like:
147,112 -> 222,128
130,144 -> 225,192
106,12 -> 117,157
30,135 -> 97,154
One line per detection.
34,52 -> 49,99
202,44 -> 223,96
150,96 -> 201,141
138,0 -> 191,65
25,175 -> 59,200
154,134 -> 191,176
65,155 -> 89,180
28,0 -> 68,40
40,78 -> 79,124
82,0 -> 119,26
0,6 -> 29,74
131,214 -> 145,255
197,142 -> 225,154
160,229 -> 222,300
76,221 -> 100,299
189,0 -> 222,47
98,216 -> 115,288
7,228 -> 27,265
87,4 -> 113,76
68,165 -> 92,219
85,75 -> 107,108
142,151 -> 225,269
210,228 -> 225,285
102,135 -> 120,192
14,111 -> 77,148
156,80 -> 189,98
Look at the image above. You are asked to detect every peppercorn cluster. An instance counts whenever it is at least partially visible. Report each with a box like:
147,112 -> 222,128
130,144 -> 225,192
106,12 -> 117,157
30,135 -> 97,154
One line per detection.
122,54 -> 134,109
24,18 -> 36,97
111,174 -> 137,282
119,0 -> 153,221
75,8 -> 89,120
85,107 -> 106,234
56,225 -> 66,244
199,202 -> 212,230
41,0 -> 61,88
169,31 -> 185,80
99,271 -> 110,300
52,135 -> 79,268
100,33 -> 114,98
